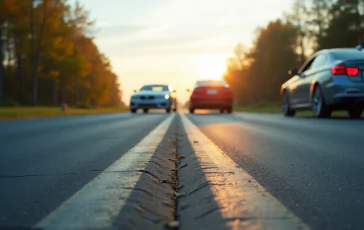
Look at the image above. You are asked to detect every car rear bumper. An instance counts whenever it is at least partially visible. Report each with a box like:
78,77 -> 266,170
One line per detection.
325,77 -> 364,108
190,101 -> 232,109
330,95 -> 364,109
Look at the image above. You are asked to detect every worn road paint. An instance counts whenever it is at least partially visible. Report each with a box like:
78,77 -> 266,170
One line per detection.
34,114 -> 175,230
180,113 -> 311,230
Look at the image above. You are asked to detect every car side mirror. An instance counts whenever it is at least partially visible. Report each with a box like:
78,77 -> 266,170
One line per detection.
288,69 -> 298,76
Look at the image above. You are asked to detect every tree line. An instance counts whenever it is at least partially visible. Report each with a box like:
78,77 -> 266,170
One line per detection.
224,0 -> 364,105
0,0 -> 123,107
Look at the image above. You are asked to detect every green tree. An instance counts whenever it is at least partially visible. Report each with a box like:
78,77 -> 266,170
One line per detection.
318,0 -> 363,49
306,0 -> 332,51
0,0 -> 18,105
285,0 -> 310,62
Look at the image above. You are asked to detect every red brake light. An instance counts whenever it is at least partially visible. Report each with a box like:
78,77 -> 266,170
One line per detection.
192,89 -> 202,96
346,67 -> 359,76
331,65 -> 359,76
331,65 -> 346,75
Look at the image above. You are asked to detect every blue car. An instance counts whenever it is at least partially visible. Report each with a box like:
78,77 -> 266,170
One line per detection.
129,84 -> 177,113
281,46 -> 364,118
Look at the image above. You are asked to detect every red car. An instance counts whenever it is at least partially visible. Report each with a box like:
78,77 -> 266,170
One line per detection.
187,80 -> 233,114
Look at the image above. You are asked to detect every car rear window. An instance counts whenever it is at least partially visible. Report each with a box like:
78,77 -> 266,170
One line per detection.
331,50 -> 364,60
196,80 -> 226,86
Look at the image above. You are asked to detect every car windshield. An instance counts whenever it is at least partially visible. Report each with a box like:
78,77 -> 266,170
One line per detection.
140,85 -> 169,91
331,50 -> 364,60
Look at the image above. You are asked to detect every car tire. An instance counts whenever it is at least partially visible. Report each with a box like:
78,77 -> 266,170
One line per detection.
282,91 -> 295,117
166,109 -> 171,113
227,107 -> 233,114
130,109 -> 137,113
173,108 -> 177,112
219,109 -> 224,114
348,108 -> 363,118
312,85 -> 331,118
189,108 -> 194,114
143,109 -> 149,114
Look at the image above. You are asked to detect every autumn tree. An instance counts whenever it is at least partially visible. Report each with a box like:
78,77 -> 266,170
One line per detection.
224,20 -> 299,104
223,44 -> 253,104
0,0 -> 123,107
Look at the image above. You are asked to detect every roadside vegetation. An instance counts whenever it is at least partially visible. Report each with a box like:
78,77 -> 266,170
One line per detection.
0,0 -> 123,110
0,106 -> 128,120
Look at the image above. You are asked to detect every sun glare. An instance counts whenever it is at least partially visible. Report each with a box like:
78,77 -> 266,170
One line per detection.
197,55 -> 227,80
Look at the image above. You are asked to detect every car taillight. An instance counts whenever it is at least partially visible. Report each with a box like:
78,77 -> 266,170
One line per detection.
192,90 -> 202,96
331,65 -> 359,76
331,65 -> 346,75
347,67 -> 359,76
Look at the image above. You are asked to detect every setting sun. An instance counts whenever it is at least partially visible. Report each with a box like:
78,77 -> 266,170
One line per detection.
196,55 -> 227,80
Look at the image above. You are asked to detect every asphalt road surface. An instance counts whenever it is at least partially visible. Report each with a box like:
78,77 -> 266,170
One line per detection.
187,111 -> 364,230
0,112 -> 169,228
1,111 -> 363,230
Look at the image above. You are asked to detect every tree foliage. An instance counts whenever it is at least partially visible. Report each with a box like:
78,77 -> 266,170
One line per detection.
0,0 -> 123,107
224,0 -> 363,105
224,20 -> 299,104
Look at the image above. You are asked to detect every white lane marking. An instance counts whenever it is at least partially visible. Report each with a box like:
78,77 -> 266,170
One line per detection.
34,114 -> 175,230
181,114 -> 311,230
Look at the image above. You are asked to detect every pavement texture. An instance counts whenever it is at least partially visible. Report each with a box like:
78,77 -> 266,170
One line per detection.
186,111 -> 364,230
1,111 -> 364,230
0,113 -> 168,229
177,113 -> 308,230
113,116 -> 178,230
176,117 -> 227,230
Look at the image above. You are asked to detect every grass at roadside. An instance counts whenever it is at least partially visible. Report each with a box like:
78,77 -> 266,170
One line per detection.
234,102 -> 283,114
0,106 -> 129,120
234,101 -> 351,117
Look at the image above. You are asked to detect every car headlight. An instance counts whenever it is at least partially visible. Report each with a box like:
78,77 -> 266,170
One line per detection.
165,95 -> 170,99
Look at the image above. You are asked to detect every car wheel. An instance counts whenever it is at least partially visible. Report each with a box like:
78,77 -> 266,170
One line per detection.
219,109 -> 224,114
130,109 -> 137,113
348,108 -> 363,118
143,109 -> 149,114
282,91 -> 295,117
166,109 -> 171,113
173,108 -> 177,112
227,107 -> 233,114
189,108 -> 194,114
312,86 -> 331,118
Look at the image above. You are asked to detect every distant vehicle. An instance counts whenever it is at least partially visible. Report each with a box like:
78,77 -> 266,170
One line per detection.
187,79 -> 233,114
129,84 -> 177,113
281,46 -> 364,118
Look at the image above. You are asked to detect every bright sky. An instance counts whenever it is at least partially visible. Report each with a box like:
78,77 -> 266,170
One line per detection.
74,0 -> 293,105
